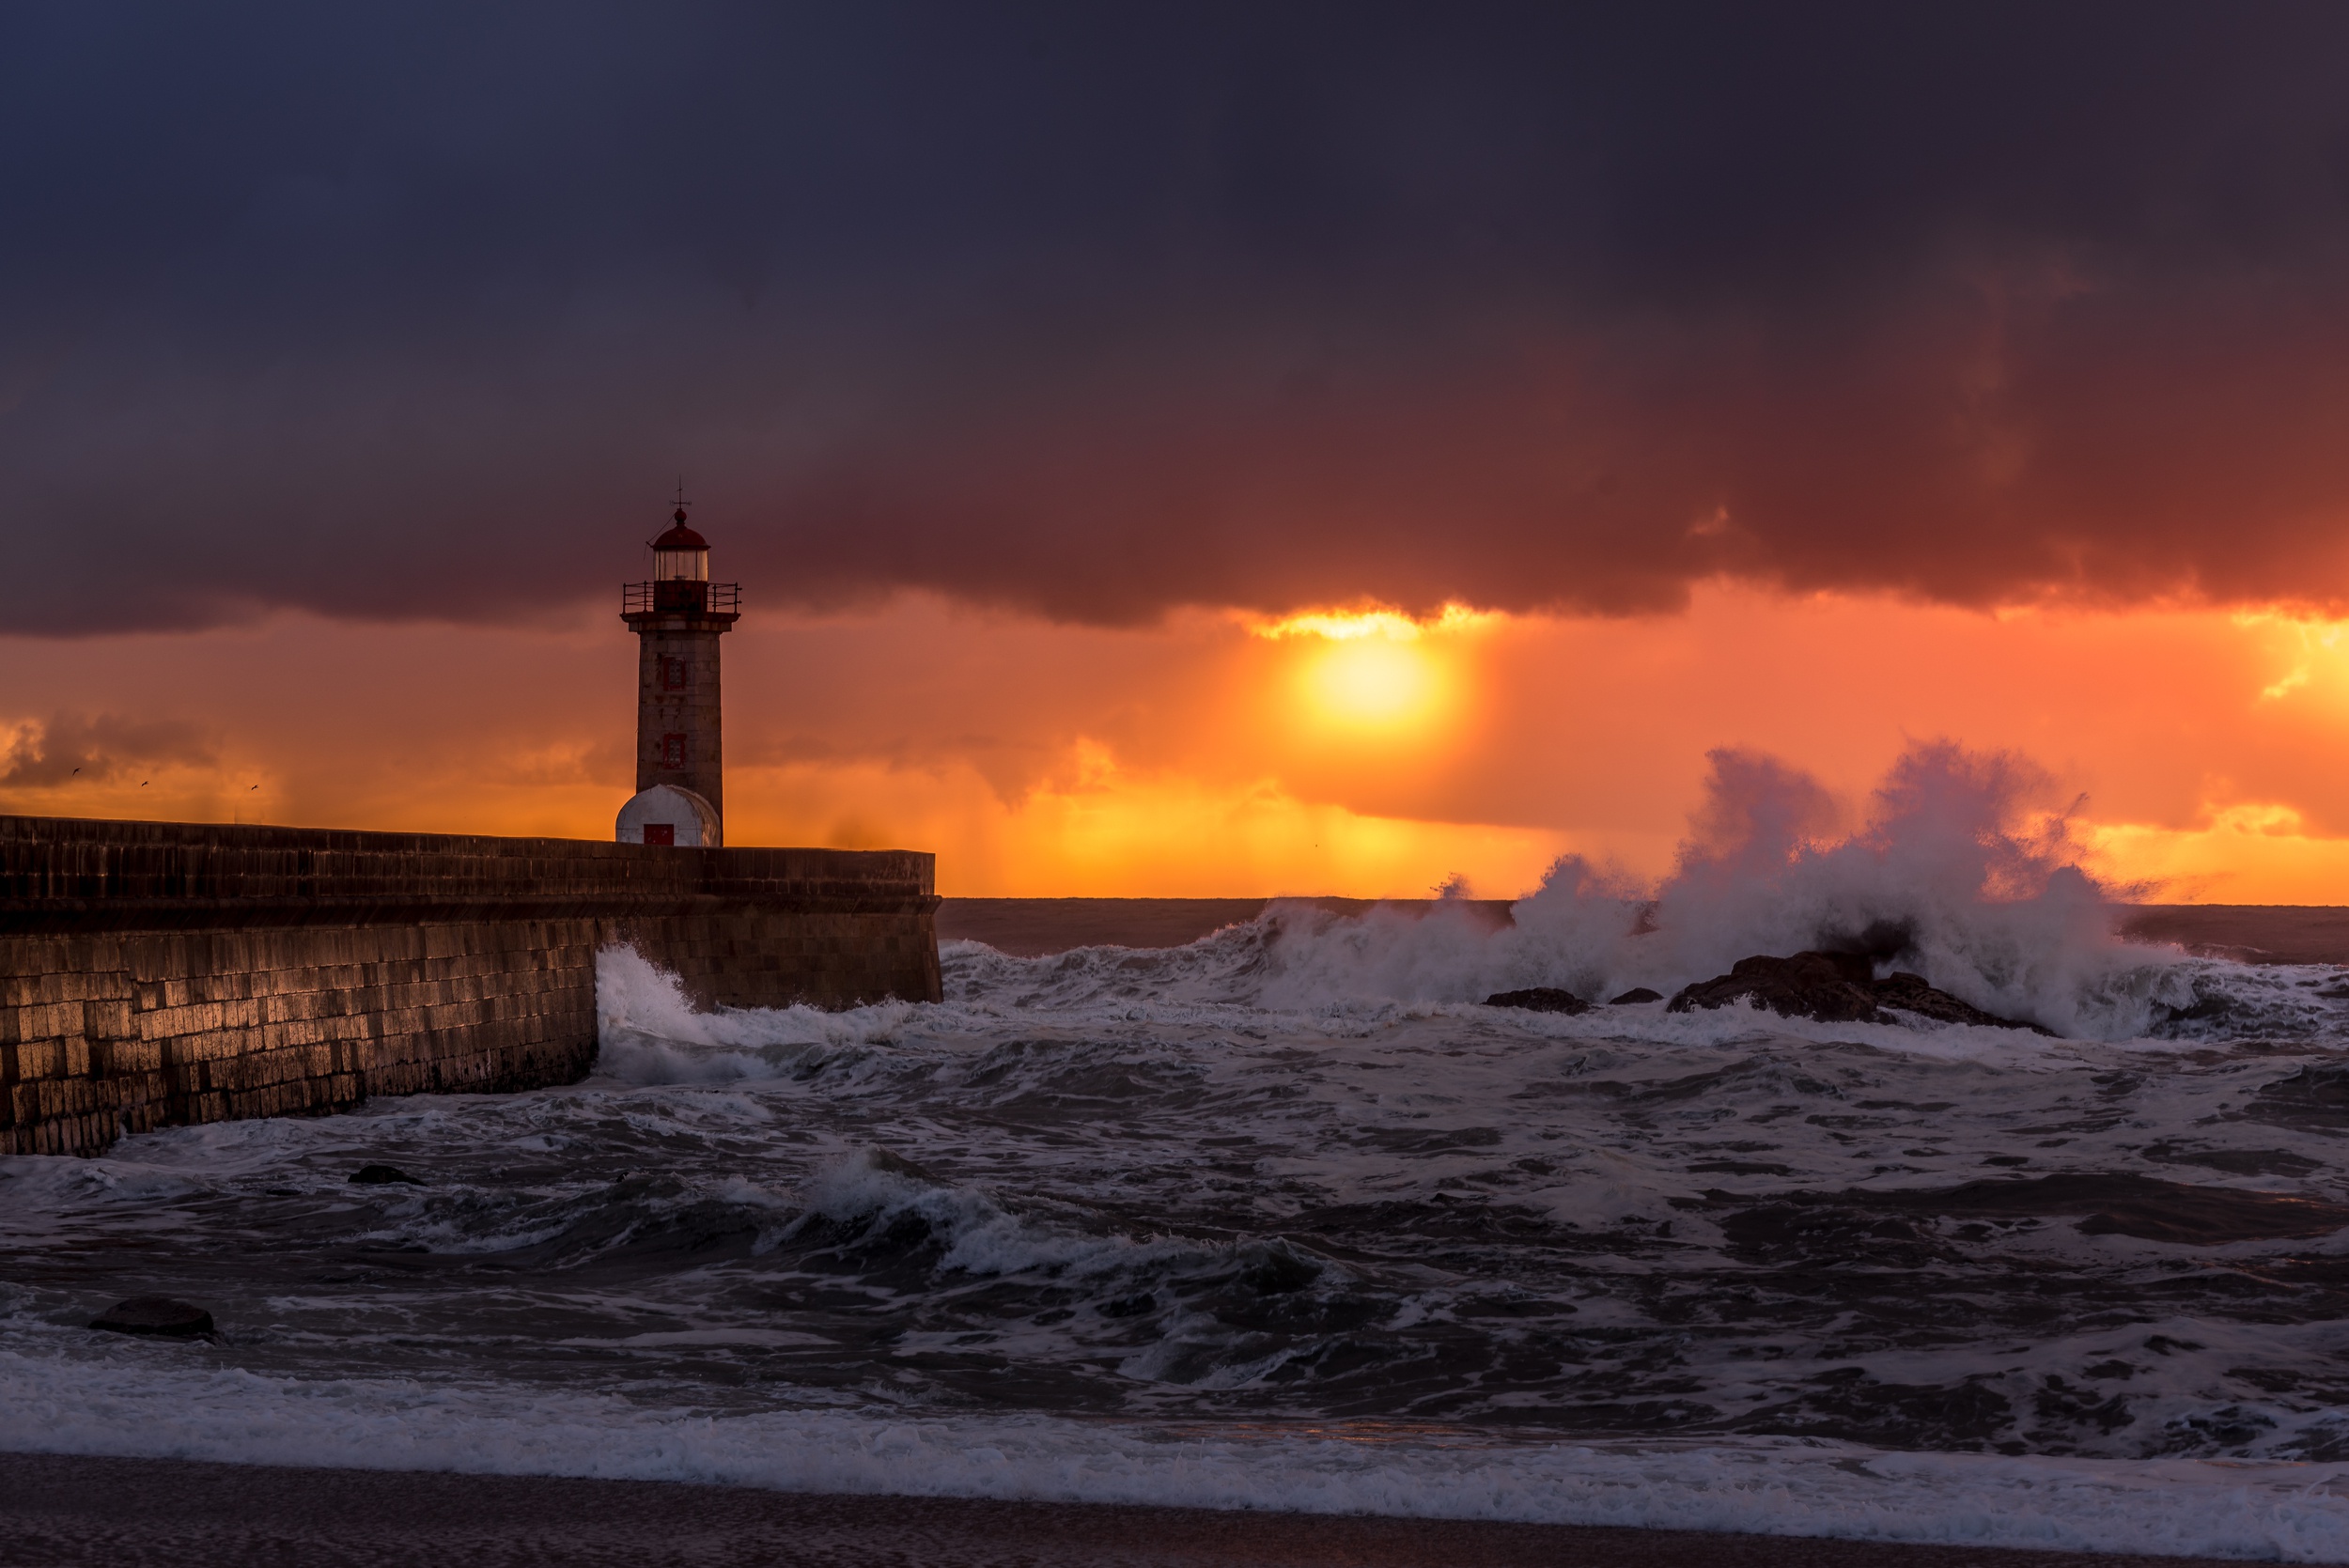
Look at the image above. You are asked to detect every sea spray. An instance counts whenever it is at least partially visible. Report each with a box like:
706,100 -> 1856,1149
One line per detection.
1239,743 -> 2200,1039
8,741 -> 2348,1560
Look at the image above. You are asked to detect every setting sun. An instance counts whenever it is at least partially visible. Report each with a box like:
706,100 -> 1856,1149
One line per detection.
1305,637 -> 1439,726
1249,604 -> 1488,733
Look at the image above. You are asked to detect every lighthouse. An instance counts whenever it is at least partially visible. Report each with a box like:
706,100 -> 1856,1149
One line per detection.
615,500 -> 739,846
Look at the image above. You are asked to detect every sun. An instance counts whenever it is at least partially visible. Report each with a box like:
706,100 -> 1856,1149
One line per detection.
1248,604 -> 1491,733
1308,638 -> 1439,726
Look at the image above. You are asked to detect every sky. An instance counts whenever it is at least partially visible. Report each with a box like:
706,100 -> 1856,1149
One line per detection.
7,4 -> 2349,899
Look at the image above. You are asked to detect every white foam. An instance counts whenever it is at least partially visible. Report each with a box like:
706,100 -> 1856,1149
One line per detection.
1237,745 -> 2212,1040
594,945 -> 933,1084
791,1146 -> 1134,1277
2,1345 -> 2345,1560
913,747 -> 2254,1050
5,738 -> 2335,1563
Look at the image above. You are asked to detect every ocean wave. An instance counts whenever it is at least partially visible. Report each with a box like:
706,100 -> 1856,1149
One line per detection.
9,740 -> 2349,1560
936,745 -> 2296,1046
4,1347 -> 2346,1560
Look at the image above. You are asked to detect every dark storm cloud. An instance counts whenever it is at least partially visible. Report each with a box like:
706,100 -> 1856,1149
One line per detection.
6,3 -> 2349,633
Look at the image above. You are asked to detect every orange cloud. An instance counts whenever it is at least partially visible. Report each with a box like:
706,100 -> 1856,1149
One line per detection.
7,586 -> 2349,901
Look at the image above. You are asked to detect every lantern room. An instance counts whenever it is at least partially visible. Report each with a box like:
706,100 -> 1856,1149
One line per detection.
626,502 -> 738,618
650,507 -> 710,582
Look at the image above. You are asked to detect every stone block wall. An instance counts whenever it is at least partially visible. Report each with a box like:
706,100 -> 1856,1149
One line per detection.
0,921 -> 601,1157
633,621 -> 729,820
0,815 -> 939,1157
619,909 -> 943,1013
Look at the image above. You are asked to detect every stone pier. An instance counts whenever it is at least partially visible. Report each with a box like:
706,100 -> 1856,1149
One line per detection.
0,815 -> 940,1156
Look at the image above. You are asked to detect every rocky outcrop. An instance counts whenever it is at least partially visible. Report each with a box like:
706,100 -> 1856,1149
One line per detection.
1608,987 -> 1663,1005
1483,987 -> 1589,1015
1873,971 -> 2047,1031
1667,952 -> 2046,1032
1668,951 -> 1880,1020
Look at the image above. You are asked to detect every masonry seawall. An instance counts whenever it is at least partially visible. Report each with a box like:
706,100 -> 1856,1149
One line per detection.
0,815 -> 941,1157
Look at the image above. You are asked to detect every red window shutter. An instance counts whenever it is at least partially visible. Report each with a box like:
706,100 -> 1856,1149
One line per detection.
643,823 -> 676,846
660,733 -> 687,768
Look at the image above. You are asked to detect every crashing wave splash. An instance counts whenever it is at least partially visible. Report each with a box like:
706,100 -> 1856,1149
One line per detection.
602,743 -> 2243,1055
14,740 -> 2349,1561
1244,742 -> 2206,1040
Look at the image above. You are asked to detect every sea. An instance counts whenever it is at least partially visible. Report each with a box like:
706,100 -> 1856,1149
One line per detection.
10,832 -> 2349,1559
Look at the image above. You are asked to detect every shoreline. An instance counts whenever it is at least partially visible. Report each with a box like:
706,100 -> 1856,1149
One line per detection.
0,1451 -> 2254,1568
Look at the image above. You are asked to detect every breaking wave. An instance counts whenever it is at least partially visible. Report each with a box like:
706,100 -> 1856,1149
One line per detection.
1249,743 -> 2206,1041
13,739 -> 2349,1560
926,743 -> 2218,1045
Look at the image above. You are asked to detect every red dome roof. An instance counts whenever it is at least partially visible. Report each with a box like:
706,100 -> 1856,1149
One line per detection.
651,506 -> 708,551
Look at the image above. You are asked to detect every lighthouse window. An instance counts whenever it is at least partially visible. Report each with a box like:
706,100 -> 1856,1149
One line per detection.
661,655 -> 691,691
660,733 -> 688,768
653,547 -> 709,582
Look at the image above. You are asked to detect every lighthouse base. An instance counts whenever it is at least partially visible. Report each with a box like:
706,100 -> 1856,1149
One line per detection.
615,784 -> 721,846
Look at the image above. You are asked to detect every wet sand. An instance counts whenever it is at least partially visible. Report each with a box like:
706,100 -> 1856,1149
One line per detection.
938,897 -> 2349,965
0,1452 -> 2245,1567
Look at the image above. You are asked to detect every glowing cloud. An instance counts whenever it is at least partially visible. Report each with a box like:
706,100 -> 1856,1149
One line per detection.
1249,604 -> 1498,642
11,586 -> 2349,900
2235,612 -> 2349,706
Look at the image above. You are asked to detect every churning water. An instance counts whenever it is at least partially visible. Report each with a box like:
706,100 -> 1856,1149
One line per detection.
11,751 -> 2349,1560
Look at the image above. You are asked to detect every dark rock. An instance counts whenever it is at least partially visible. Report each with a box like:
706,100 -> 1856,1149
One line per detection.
89,1296 -> 215,1340
1824,919 -> 1918,963
1667,952 -> 2046,1032
1668,952 -> 1884,1022
1608,987 -> 1663,1005
1483,986 -> 1589,1015
1875,971 -> 2051,1032
349,1164 -> 422,1186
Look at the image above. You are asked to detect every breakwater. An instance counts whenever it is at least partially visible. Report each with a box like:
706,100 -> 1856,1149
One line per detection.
0,815 -> 939,1156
